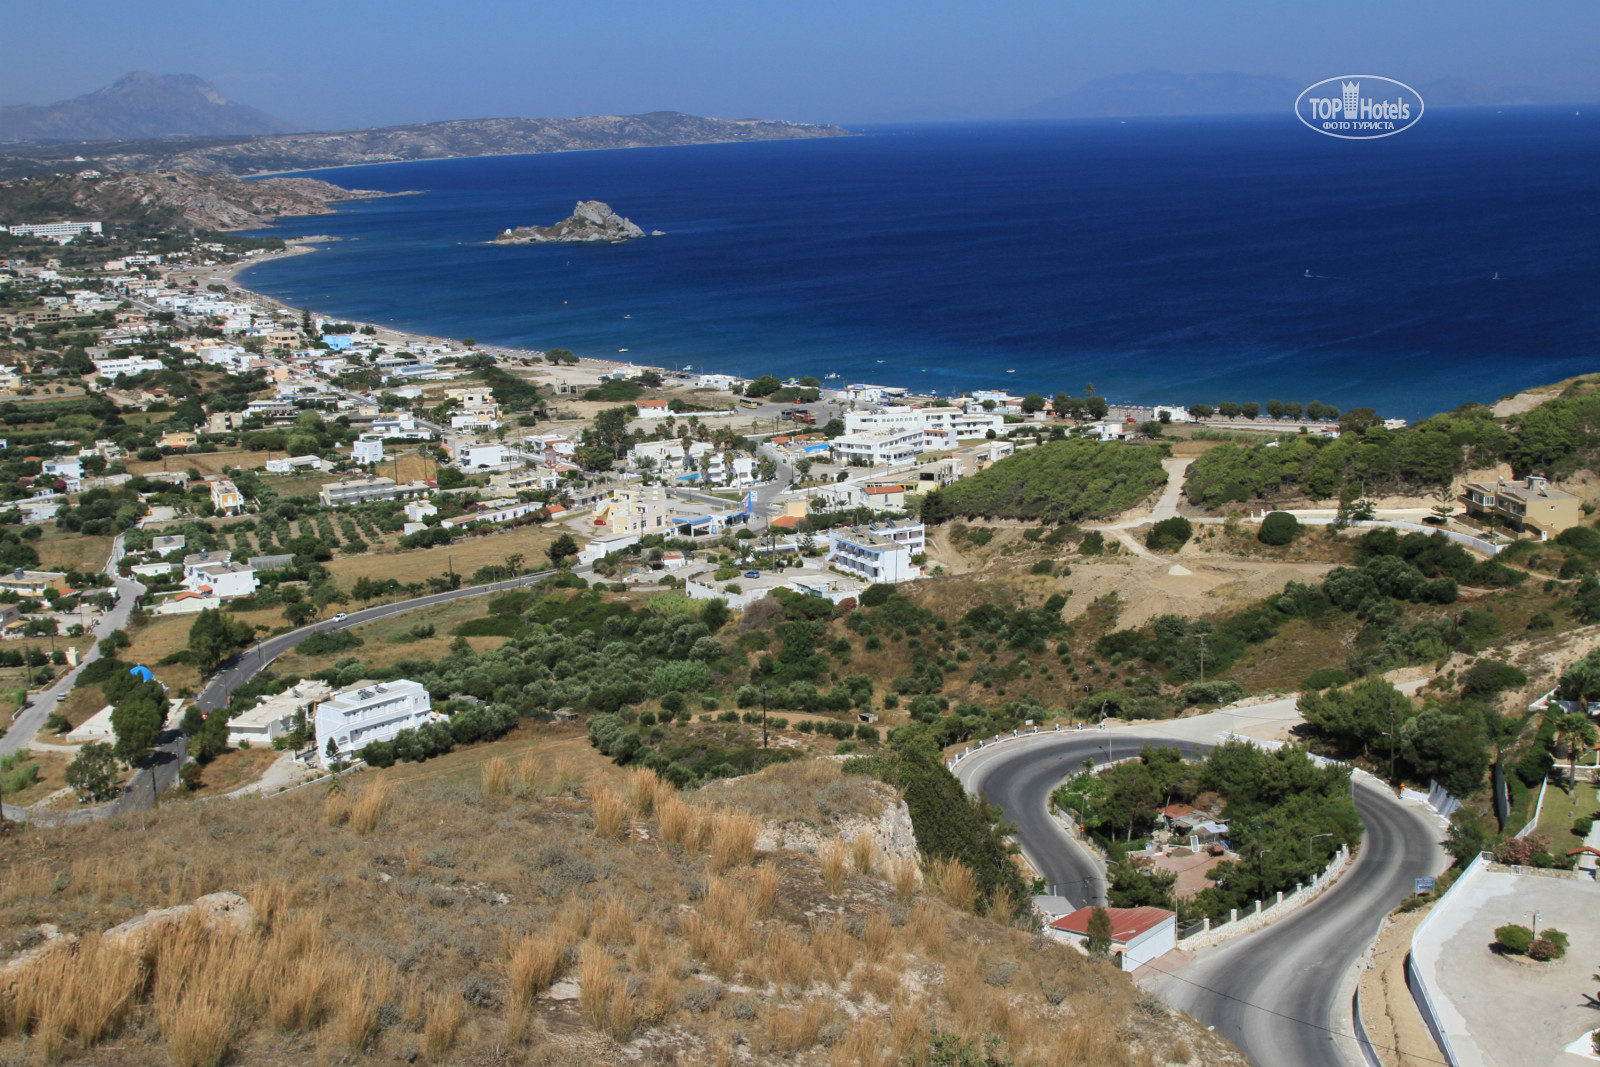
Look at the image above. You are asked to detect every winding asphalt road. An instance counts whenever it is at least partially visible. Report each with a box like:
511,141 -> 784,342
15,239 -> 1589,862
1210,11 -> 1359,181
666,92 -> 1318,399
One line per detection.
195,568 -> 555,712
955,707 -> 1447,1067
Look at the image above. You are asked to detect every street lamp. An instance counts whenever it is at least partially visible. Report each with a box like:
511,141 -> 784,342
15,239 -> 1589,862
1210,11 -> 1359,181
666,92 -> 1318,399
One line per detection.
1306,832 -> 1332,860
1527,911 -> 1542,939
1062,790 -> 1093,826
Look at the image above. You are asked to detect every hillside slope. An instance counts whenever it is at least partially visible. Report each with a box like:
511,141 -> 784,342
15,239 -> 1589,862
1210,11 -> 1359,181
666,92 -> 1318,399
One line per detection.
0,733 -> 1240,1065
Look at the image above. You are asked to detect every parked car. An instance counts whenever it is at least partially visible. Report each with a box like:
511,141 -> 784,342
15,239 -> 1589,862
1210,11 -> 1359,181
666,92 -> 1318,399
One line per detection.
744,570 -> 760,579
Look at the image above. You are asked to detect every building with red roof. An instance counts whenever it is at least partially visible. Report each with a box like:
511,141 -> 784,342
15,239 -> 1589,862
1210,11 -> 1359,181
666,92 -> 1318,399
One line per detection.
1046,905 -> 1176,972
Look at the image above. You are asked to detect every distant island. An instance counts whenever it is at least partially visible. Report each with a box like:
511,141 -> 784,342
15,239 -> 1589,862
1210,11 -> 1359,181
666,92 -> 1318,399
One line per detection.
495,201 -> 662,244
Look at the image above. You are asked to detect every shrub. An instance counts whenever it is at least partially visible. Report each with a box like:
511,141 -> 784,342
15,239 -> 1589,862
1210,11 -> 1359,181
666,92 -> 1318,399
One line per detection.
1494,924 -> 1533,955
1145,517 -> 1193,553
1302,667 -> 1350,691
1541,928 -> 1570,956
1184,680 -> 1245,706
1574,817 -> 1593,837
1030,560 -> 1054,575
1258,511 -> 1300,546
1527,937 -> 1562,962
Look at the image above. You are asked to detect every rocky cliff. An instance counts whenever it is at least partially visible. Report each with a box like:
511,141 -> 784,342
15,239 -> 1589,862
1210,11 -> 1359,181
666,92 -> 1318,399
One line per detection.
495,200 -> 658,244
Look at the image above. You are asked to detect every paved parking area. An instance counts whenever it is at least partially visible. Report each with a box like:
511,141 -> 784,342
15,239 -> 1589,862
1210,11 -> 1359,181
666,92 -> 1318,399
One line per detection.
1415,864 -> 1600,1066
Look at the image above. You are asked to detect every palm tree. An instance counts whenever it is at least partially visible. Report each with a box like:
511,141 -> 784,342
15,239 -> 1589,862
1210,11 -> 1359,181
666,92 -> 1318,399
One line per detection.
1556,712 -> 1598,799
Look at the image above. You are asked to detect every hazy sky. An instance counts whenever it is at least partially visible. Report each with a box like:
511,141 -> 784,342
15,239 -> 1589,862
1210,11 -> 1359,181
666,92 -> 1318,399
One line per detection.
4,1 -> 1596,128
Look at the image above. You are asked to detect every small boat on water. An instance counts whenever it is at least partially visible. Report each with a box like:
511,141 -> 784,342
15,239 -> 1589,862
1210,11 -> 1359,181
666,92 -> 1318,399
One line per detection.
1492,272 -> 1500,280
1304,269 -> 1313,278
1006,369 -> 1016,374
623,314 -> 632,318
618,348 -> 629,353
824,372 -> 839,379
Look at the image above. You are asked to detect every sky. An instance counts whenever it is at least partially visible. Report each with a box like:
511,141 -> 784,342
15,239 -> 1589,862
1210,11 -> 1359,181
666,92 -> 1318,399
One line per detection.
3,1 -> 1597,129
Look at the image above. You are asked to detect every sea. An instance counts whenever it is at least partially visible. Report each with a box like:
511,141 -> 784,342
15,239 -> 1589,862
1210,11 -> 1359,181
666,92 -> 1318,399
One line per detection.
239,109 -> 1600,420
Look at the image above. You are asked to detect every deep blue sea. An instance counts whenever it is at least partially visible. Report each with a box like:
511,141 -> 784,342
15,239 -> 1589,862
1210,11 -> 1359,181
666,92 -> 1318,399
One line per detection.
240,110 -> 1600,419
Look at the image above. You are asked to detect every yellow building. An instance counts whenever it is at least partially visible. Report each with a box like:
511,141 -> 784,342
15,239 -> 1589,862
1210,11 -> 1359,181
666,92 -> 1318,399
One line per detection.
1464,476 -> 1582,539
158,431 -> 197,449
210,478 -> 244,515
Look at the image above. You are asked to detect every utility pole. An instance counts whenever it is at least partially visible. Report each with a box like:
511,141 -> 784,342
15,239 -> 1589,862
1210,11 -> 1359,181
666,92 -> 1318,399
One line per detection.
760,684 -> 769,749
1389,701 -> 1397,782
1196,632 -> 1208,684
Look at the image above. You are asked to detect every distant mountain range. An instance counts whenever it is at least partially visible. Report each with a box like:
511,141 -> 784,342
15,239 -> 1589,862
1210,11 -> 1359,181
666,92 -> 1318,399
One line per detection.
1020,69 -> 1572,119
0,72 -> 293,143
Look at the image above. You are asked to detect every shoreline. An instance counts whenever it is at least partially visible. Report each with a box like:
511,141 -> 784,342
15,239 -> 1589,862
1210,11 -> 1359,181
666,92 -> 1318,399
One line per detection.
214,248 -> 1579,419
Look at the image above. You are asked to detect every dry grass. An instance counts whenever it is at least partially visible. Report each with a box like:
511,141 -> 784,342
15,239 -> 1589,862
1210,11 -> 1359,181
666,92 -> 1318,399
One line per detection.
821,839 -> 850,894
480,756 -> 510,796
925,855 -> 980,913
891,856 -> 920,904
852,830 -> 878,876
592,785 -> 626,838
323,521 -> 557,590
709,808 -> 759,871
506,931 -> 568,1006
578,942 -> 635,1041
0,743 -> 1233,1067
423,991 -> 464,1057
625,766 -> 665,816
347,780 -> 391,835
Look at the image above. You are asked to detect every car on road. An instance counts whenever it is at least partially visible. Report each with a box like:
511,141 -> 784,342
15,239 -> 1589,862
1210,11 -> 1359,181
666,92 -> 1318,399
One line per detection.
744,570 -> 760,579
333,612 -> 348,622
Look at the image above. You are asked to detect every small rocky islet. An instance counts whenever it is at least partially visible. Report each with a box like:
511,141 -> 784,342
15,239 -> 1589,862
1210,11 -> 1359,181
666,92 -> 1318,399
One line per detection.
494,200 -> 664,243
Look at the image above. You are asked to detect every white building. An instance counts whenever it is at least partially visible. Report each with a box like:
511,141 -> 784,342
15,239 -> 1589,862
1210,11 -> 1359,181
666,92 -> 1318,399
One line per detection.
696,373 -> 742,391
830,425 -> 926,467
635,398 -> 672,419
441,500 -> 545,529
351,437 -> 385,464
182,561 -> 258,600
92,355 -> 165,379
315,679 -> 437,762
403,500 -> 438,523
1046,906 -> 1176,972
228,680 -> 331,747
458,444 -> 507,469
9,221 -> 101,240
264,455 -> 327,474
827,520 -> 925,584
842,405 -> 1003,442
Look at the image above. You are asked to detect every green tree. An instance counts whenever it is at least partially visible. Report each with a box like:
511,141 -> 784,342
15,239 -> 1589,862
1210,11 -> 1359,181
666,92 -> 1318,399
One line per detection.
547,532 -> 580,566
1300,678 -> 1414,764
1399,707 -> 1490,796
1266,399 -> 1285,420
1242,401 -> 1261,419
1021,394 -> 1046,414
1145,516 -> 1193,553
65,741 -> 119,801
111,689 -> 164,763
1086,906 -> 1114,959
435,466 -> 466,489
188,607 -> 254,673
744,375 -> 782,398
1258,511 -> 1300,546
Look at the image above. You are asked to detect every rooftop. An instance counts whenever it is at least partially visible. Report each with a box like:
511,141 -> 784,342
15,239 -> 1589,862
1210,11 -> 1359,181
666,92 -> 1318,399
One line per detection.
1050,906 -> 1174,942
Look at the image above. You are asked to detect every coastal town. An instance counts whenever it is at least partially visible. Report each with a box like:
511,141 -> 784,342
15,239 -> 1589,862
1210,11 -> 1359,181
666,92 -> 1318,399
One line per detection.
5,161 -> 1600,1064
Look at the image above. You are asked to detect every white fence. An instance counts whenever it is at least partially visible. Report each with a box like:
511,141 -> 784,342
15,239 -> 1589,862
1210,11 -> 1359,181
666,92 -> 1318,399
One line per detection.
1406,852 -> 1489,1067
1515,775 -> 1549,839
1177,844 -> 1351,950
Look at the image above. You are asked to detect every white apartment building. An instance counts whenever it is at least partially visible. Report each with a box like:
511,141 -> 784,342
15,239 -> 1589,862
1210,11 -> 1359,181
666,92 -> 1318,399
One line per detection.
229,680 -> 331,747
9,221 -> 101,240
458,444 -> 508,468
843,405 -> 1003,440
827,520 -> 926,584
830,425 -> 926,467
314,679 -> 436,762
182,561 -> 258,599
92,355 -> 165,379
351,437 -> 385,464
